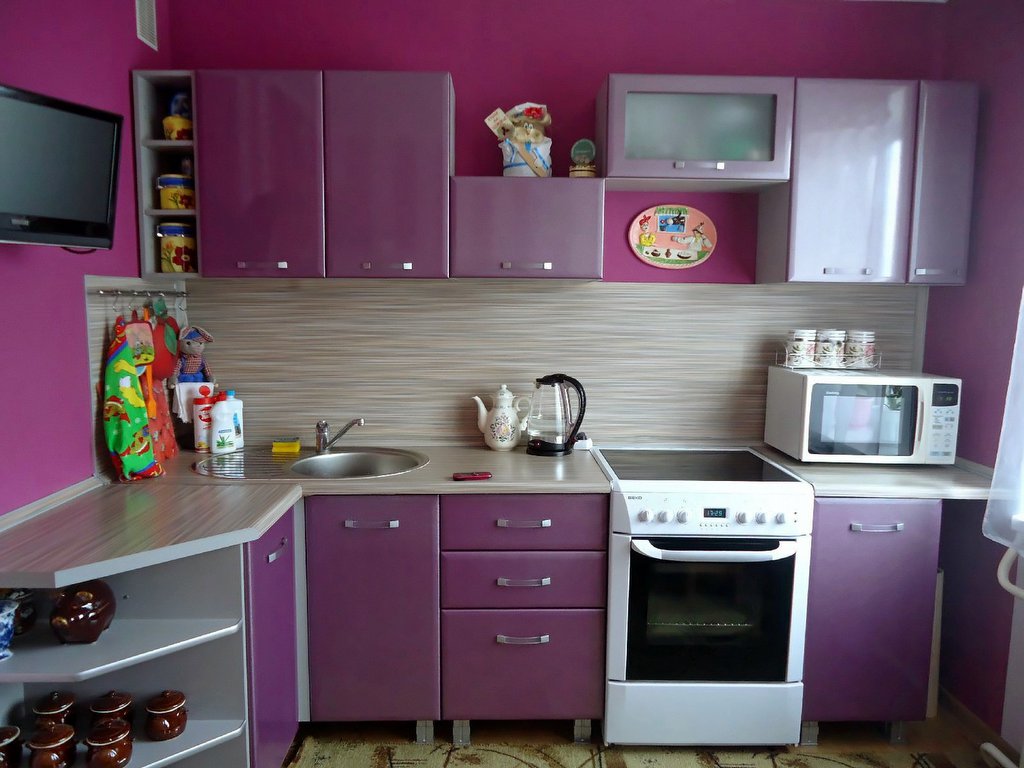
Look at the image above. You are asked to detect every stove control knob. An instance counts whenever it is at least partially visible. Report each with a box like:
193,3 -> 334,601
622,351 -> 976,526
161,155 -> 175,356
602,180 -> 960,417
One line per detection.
637,509 -> 651,522
657,510 -> 670,523
776,512 -> 787,524
755,512 -> 767,524
735,512 -> 748,524
676,510 -> 688,524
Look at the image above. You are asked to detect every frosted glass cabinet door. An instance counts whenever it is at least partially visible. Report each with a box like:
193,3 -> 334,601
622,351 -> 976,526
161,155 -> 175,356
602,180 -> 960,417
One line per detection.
598,74 -> 794,182
324,71 -> 452,278
196,70 -> 326,277
787,79 -> 918,282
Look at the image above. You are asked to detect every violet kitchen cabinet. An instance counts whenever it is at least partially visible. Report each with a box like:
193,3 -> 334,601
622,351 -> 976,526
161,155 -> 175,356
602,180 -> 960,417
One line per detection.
324,71 -> 453,277
439,494 -> 608,745
305,495 -> 440,732
195,70 -> 326,277
802,498 -> 941,738
450,177 -> 605,278
595,74 -> 795,189
244,507 -> 298,768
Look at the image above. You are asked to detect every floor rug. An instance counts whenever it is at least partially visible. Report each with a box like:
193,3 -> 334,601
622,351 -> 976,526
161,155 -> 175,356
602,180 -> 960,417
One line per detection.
289,734 -> 985,768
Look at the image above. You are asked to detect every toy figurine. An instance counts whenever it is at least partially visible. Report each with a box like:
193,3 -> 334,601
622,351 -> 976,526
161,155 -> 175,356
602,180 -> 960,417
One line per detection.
169,325 -> 215,385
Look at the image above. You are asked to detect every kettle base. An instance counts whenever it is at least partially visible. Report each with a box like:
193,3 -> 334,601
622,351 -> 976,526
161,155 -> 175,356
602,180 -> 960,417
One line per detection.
527,439 -> 574,457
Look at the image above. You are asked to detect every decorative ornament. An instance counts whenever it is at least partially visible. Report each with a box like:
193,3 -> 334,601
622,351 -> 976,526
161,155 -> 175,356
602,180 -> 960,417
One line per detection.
627,204 -> 717,269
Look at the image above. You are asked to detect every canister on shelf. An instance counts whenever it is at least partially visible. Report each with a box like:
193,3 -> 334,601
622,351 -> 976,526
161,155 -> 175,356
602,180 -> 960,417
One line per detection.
846,329 -> 877,368
156,222 -> 197,273
814,329 -> 846,368
157,174 -> 195,210
192,395 -> 216,453
785,329 -> 817,367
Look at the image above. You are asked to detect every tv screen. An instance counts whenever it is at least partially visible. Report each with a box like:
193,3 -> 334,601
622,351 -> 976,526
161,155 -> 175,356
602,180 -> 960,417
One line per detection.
0,82 -> 123,249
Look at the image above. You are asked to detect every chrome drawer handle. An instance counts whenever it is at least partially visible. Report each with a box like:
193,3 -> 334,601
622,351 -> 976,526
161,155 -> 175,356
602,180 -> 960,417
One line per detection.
823,266 -> 873,276
673,160 -> 726,170
266,537 -> 288,563
360,261 -> 414,270
496,577 -> 552,588
500,261 -> 553,270
496,518 -> 552,528
850,522 -> 905,533
496,634 -> 550,645
344,519 -> 400,529
236,260 -> 289,269
915,268 -> 958,276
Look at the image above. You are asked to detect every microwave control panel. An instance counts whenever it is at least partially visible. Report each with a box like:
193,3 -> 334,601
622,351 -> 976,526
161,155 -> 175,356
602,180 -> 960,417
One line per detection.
927,383 -> 960,460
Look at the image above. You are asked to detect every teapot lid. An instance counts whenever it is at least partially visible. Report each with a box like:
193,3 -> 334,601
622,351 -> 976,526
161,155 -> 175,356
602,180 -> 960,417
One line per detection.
494,384 -> 515,403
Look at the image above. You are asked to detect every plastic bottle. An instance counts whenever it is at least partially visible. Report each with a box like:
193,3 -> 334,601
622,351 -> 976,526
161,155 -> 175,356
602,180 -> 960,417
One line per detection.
225,390 -> 244,449
192,396 -> 216,453
210,393 -> 236,454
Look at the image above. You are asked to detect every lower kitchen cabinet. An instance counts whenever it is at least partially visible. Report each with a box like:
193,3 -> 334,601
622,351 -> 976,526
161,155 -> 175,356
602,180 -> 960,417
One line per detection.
802,498 -> 941,727
305,495 -> 440,722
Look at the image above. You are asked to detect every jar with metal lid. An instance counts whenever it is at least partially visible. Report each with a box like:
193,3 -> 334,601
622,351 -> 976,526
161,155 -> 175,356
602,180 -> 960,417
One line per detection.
846,329 -> 877,368
26,723 -> 75,768
785,329 -> 817,367
156,222 -> 197,273
32,690 -> 75,727
156,174 -> 195,210
814,329 -> 846,368
145,690 -> 187,741
85,718 -> 132,768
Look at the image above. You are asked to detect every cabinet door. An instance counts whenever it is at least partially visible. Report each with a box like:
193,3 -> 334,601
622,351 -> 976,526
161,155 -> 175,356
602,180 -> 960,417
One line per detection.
196,70 -> 326,277
305,495 -> 440,720
450,178 -> 604,278
802,498 -> 941,722
908,81 -> 979,285
324,71 -> 451,278
599,74 -> 794,183
245,507 -> 298,768
785,79 -> 918,283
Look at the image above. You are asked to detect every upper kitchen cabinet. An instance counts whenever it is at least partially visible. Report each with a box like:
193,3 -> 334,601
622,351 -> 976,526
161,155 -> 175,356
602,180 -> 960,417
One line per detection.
324,71 -> 453,278
196,70 -> 327,277
450,177 -> 605,278
757,79 -> 978,285
596,74 -> 794,190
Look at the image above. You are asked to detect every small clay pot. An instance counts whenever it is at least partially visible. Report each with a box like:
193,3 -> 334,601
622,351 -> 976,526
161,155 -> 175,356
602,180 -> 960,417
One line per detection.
50,580 -> 116,644
144,690 -> 187,741
26,723 -> 75,768
85,718 -> 132,768
0,725 -> 23,768
32,691 -> 75,728
0,589 -> 36,635
90,691 -> 133,727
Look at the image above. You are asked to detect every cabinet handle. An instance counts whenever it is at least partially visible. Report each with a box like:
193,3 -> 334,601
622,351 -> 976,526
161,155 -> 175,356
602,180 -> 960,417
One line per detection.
496,518 -> 552,529
266,537 -> 288,563
344,519 -> 400,529
496,633 -> 550,645
850,522 -> 905,533
496,576 -> 552,588
822,267 -> 873,276
236,260 -> 289,269
500,261 -> 553,271
673,160 -> 726,170
915,268 -> 959,276
361,261 -> 414,270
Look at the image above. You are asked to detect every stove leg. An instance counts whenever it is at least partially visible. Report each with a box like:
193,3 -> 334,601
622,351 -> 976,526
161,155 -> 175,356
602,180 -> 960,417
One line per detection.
800,720 -> 820,746
415,720 -> 434,744
886,721 -> 908,744
573,719 -> 592,744
452,720 -> 471,746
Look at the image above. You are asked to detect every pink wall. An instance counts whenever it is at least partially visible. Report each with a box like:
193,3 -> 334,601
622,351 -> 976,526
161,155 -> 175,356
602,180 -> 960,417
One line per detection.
0,1 -> 172,513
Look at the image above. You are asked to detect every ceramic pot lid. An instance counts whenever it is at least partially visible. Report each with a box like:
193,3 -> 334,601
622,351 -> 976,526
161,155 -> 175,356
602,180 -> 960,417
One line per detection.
146,689 -> 185,713
85,718 -> 131,746
28,723 -> 74,747
33,690 -> 74,714
0,725 -> 19,746
91,690 -> 133,713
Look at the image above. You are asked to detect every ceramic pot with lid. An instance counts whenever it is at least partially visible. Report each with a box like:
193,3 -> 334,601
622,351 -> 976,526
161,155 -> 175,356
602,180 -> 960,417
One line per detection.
144,690 -> 187,741
85,719 -> 132,768
26,723 -> 75,768
32,691 -> 74,727
0,725 -> 22,768
90,691 -> 133,727
49,580 -> 115,644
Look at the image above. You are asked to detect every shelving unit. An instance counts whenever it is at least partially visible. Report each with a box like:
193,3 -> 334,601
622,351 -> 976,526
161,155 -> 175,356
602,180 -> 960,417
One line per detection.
132,71 -> 199,278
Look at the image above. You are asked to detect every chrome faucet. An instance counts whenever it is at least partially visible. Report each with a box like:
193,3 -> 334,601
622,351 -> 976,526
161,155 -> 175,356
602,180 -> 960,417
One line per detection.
315,418 -> 365,453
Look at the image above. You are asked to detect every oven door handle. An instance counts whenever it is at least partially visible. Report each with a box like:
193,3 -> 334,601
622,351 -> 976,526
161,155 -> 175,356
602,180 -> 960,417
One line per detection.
630,539 -> 799,563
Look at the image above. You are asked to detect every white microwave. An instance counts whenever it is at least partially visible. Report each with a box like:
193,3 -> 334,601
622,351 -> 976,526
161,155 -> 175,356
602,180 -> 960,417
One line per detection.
764,366 -> 961,464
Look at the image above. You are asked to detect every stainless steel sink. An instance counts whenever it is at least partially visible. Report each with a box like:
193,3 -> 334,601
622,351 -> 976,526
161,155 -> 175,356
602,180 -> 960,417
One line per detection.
289,448 -> 428,479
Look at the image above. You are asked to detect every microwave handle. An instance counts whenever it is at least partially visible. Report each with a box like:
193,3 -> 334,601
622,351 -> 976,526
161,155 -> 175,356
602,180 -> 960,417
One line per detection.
630,539 -> 799,563
916,399 -> 926,446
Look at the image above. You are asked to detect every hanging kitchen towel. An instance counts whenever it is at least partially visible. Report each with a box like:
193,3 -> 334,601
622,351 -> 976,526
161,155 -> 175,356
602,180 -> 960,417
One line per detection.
102,315 -> 163,481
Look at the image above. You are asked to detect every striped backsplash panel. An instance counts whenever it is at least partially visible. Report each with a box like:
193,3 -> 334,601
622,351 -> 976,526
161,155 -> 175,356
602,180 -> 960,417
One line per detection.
85,277 -> 926,469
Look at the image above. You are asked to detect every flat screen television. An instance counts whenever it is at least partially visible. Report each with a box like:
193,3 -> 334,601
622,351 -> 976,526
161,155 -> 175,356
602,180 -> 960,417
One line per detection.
0,82 -> 123,249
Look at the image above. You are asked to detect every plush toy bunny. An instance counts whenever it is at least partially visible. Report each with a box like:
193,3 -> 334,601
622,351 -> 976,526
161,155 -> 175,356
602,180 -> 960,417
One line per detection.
169,325 -> 215,385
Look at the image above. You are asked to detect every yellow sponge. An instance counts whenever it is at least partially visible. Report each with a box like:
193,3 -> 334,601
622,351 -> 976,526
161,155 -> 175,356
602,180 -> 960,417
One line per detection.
272,437 -> 301,454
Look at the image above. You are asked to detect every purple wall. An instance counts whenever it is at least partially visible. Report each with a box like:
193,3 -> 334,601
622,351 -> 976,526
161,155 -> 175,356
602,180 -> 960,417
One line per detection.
0,2 -> 172,513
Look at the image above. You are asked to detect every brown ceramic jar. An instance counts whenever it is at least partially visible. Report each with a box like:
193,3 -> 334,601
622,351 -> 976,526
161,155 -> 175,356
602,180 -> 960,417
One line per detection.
84,718 -> 132,768
49,580 -> 116,644
89,691 -> 133,727
144,690 -> 187,741
26,723 -> 75,768
31,691 -> 74,728
0,725 -> 23,768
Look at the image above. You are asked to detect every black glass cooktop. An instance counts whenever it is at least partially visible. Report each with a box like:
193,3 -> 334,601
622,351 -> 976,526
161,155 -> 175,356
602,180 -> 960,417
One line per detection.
598,448 -> 799,483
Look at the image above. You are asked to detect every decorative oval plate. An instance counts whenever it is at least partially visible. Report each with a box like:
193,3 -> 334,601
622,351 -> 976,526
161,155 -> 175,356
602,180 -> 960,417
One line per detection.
627,204 -> 717,269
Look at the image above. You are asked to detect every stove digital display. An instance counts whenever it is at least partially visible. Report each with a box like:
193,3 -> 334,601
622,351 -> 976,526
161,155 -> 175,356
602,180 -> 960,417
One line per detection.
704,508 -> 728,518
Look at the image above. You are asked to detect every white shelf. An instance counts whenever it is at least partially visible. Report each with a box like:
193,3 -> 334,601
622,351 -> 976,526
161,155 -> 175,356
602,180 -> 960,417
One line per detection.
145,208 -> 196,217
0,619 -> 240,683
143,139 -> 195,151
61,719 -> 246,768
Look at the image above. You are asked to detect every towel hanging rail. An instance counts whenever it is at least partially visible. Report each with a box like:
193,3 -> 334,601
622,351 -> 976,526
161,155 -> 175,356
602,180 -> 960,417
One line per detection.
88,289 -> 188,297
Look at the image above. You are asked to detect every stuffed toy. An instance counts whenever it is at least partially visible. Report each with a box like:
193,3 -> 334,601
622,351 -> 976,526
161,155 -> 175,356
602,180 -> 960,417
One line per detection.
170,325 -> 215,385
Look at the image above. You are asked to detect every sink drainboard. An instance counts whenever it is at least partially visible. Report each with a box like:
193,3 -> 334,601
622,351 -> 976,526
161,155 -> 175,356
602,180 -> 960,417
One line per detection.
192,449 -> 303,480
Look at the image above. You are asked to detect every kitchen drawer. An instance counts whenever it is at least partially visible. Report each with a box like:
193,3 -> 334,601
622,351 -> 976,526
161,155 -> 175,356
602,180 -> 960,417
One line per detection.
442,551 -> 607,609
440,494 -> 608,551
441,609 -> 605,720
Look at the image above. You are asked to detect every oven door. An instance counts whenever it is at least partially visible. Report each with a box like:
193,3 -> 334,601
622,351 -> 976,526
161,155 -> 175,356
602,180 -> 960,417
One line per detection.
607,534 -> 810,684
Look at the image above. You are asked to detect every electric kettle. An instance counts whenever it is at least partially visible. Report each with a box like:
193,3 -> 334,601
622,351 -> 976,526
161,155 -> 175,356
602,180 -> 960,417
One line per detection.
526,373 -> 586,456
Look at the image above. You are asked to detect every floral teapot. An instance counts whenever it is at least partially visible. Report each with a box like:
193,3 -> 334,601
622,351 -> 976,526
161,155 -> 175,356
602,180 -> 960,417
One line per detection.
472,384 -> 530,451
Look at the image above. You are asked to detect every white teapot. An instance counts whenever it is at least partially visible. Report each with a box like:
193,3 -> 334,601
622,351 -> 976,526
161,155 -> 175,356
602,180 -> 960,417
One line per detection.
472,384 -> 530,451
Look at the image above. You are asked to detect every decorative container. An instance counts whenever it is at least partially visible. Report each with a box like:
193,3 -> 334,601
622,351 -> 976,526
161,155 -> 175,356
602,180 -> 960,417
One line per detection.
144,690 -> 187,741
157,222 -> 197,273
85,718 -> 132,768
161,115 -> 192,140
26,723 -> 75,768
156,175 -> 195,210
0,600 -> 14,661
50,580 -> 115,644
90,691 -> 133,727
0,725 -> 21,767
32,691 -> 75,728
